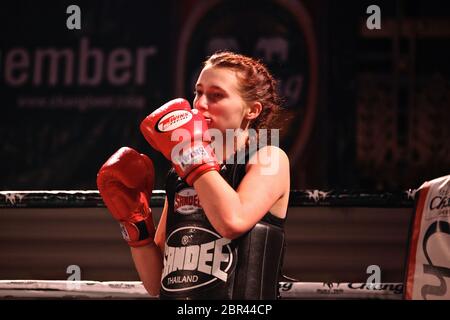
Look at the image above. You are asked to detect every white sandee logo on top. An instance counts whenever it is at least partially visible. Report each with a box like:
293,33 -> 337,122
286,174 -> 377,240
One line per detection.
161,227 -> 233,292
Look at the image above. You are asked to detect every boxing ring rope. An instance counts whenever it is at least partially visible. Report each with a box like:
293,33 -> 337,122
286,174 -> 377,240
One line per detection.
0,189 -> 416,208
0,280 -> 403,300
0,189 -> 416,299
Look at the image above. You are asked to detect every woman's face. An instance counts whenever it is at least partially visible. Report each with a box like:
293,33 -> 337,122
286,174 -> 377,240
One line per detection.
193,66 -> 249,133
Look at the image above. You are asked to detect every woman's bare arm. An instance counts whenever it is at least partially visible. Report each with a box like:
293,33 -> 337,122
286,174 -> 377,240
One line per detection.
193,145 -> 290,239
130,198 -> 168,296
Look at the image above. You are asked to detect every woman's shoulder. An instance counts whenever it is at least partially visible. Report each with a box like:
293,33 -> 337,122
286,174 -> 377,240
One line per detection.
246,145 -> 290,173
250,145 -> 289,163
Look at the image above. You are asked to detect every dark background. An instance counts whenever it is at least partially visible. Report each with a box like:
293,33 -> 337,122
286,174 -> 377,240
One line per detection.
1,0 -> 449,191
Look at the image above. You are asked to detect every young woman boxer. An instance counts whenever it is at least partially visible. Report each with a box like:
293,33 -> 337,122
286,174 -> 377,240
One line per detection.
97,51 -> 290,299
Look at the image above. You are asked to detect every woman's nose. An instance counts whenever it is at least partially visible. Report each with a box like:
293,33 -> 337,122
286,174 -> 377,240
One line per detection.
194,95 -> 208,111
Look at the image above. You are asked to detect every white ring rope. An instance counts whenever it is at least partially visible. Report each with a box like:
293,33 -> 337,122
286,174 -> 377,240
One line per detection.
0,280 -> 403,299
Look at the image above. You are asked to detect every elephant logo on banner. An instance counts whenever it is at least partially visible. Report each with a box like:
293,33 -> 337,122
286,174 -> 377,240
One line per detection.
255,37 -> 289,62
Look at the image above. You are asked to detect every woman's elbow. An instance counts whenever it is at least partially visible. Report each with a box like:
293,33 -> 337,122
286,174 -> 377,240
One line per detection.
218,228 -> 240,240
216,216 -> 247,240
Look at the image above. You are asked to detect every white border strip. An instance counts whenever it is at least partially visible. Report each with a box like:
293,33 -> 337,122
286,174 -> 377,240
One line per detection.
0,280 -> 402,299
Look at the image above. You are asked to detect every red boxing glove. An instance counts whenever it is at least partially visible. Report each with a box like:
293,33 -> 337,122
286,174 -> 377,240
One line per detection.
97,147 -> 155,247
140,98 -> 219,185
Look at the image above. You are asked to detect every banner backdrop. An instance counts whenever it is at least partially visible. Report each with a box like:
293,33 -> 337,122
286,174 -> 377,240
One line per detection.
0,0 -> 173,189
1,0 -> 448,191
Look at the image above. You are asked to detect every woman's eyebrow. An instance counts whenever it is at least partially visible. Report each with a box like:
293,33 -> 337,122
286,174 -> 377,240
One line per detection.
209,85 -> 226,92
196,83 -> 228,93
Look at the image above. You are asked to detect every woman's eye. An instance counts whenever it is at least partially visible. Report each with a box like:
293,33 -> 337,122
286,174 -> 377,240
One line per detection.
210,92 -> 223,100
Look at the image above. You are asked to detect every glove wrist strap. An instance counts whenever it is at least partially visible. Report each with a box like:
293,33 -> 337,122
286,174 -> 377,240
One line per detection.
119,217 -> 155,247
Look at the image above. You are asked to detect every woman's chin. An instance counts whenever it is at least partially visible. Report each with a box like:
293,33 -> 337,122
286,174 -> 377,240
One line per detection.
206,123 -> 220,131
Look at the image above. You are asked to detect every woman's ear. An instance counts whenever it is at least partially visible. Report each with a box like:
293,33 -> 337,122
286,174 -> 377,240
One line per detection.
245,101 -> 262,120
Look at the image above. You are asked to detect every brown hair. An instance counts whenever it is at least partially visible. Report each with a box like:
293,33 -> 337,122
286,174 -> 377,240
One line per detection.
204,51 -> 282,135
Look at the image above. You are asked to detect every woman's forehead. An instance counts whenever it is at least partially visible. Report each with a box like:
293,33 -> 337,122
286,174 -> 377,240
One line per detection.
196,66 -> 240,91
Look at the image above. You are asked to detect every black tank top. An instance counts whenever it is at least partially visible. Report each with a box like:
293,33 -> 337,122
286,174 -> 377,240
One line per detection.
160,146 -> 286,299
